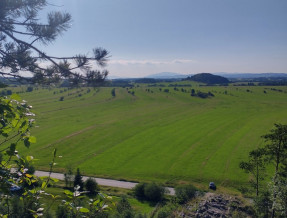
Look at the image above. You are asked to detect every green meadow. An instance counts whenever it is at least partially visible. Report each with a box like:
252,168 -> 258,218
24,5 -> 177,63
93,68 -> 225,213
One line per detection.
14,83 -> 287,188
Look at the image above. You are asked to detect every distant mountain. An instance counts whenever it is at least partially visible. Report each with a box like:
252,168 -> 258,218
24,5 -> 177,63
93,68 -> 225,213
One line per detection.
214,73 -> 287,79
145,72 -> 188,79
185,73 -> 229,84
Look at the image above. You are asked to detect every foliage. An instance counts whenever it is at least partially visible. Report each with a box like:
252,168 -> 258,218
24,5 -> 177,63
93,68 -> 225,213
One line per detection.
85,177 -> 100,196
74,168 -> 84,191
134,183 -> 146,200
143,183 -> 165,202
240,124 -> 287,217
64,165 -> 74,189
0,0 -> 109,85
253,190 -> 272,218
239,148 -> 266,196
0,95 -> 58,217
0,95 -> 115,217
133,182 -> 165,202
262,123 -> 287,175
175,184 -> 197,204
26,87 -> 34,92
155,203 -> 177,218
111,88 -> 116,97
185,73 -> 229,84
58,185 -> 114,217
116,196 -> 134,217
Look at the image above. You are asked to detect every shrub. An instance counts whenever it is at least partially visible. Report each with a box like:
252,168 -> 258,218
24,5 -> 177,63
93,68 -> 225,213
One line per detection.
111,88 -> 116,97
6,90 -> 12,95
85,177 -> 99,195
175,184 -> 197,204
134,183 -> 146,199
26,87 -> 33,92
116,196 -> 133,216
134,182 -> 165,202
59,96 -> 64,101
144,183 -> 165,202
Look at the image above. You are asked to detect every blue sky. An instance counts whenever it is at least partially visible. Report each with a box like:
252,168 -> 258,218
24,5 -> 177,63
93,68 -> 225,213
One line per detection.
41,0 -> 287,77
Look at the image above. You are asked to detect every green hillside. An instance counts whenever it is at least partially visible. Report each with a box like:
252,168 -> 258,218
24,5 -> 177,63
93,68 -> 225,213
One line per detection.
13,84 -> 287,188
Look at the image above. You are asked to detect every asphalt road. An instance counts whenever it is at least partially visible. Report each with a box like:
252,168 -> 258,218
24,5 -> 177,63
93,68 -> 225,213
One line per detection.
34,170 -> 175,195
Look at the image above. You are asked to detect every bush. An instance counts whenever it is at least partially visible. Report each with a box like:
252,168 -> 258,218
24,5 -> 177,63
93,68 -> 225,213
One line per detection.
134,182 -> 165,202
163,89 -> 169,93
85,177 -> 99,195
59,96 -> 64,101
26,87 -> 33,92
116,196 -> 133,216
111,88 -> 116,97
144,183 -> 165,202
155,203 -> 177,218
134,183 -> 146,199
175,184 -> 197,204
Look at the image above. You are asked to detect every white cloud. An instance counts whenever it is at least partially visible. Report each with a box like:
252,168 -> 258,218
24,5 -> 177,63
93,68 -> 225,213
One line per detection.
109,59 -> 195,65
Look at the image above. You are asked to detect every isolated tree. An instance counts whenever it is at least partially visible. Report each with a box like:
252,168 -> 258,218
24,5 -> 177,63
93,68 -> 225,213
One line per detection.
85,177 -> 99,196
64,165 -> 74,189
0,0 -> 109,85
74,168 -> 84,191
262,124 -> 287,175
239,147 -> 266,196
262,124 -> 287,217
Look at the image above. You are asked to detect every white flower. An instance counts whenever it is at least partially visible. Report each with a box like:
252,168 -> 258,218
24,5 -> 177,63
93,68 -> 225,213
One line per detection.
37,208 -> 44,212
25,112 -> 35,116
74,191 -> 81,197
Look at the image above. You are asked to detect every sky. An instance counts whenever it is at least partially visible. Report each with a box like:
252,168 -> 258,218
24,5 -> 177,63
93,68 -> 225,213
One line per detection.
40,0 -> 287,78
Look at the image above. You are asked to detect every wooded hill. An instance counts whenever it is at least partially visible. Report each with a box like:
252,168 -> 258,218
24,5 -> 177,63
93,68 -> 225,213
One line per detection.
185,73 -> 229,84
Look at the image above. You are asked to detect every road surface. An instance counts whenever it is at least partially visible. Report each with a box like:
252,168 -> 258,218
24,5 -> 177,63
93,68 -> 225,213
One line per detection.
34,170 -> 175,195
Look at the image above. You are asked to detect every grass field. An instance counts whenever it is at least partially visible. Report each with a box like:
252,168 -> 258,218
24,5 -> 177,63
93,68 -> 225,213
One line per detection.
11,83 -> 287,189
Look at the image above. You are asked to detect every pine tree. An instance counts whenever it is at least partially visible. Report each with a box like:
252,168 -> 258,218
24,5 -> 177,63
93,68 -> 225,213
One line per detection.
74,168 -> 84,191
0,0 -> 109,85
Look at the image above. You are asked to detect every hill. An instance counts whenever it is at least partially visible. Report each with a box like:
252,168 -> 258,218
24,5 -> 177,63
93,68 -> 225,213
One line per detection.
185,73 -> 229,84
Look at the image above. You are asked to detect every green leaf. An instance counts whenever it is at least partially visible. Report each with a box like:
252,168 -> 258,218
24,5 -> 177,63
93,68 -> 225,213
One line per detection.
53,148 -> 57,157
26,156 -> 34,161
2,126 -> 12,134
41,181 -> 47,189
24,139 -> 30,148
28,136 -> 36,143
79,208 -> 89,213
50,177 -> 59,182
64,190 -> 73,196
20,120 -> 27,129
93,199 -> 100,205
11,94 -> 21,101
12,119 -> 18,127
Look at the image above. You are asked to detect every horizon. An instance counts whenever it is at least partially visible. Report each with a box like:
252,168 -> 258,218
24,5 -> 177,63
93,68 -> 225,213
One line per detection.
41,0 -> 287,78
107,72 -> 287,79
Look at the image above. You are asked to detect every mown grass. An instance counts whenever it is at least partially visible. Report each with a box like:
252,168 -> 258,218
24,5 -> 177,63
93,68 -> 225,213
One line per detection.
10,83 -> 287,189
